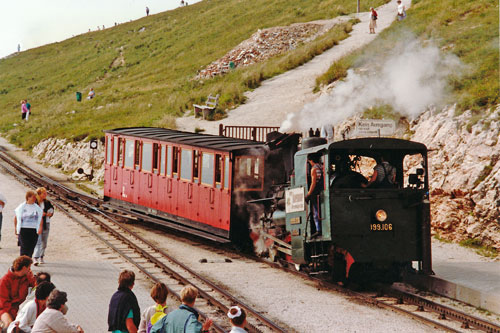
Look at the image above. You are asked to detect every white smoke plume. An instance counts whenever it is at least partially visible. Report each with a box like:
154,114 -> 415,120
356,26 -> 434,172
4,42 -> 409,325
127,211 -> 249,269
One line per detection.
280,35 -> 461,132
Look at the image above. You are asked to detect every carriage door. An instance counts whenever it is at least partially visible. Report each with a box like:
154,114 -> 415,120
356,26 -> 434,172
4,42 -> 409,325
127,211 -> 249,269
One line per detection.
178,149 -> 193,220
110,137 -> 124,200
218,155 -> 231,231
104,135 -> 113,197
199,152 -> 216,227
139,141 -> 154,207
122,139 -> 137,204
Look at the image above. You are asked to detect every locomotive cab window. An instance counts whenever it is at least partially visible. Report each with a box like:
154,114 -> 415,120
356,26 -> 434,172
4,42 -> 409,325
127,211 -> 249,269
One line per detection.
403,153 -> 427,189
234,156 -> 263,191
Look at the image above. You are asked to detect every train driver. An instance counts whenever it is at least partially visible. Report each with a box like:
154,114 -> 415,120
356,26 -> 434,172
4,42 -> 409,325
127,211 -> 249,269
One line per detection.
306,153 -> 323,238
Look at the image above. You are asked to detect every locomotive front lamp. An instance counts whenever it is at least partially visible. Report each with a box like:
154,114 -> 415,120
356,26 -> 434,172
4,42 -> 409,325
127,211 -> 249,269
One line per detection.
375,209 -> 387,222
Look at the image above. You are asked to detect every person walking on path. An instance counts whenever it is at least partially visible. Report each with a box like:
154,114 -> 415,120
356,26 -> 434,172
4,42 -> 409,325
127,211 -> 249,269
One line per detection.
146,7 -> 149,16
397,1 -> 406,21
0,191 -> 7,248
151,285 -> 212,333
108,270 -> 141,333
33,187 -> 54,266
6,281 -> 55,333
0,255 -> 36,329
21,100 -> 29,121
138,282 -> 170,333
227,306 -> 247,333
369,7 -> 378,34
26,99 -> 31,118
32,289 -> 84,333
14,190 -> 43,258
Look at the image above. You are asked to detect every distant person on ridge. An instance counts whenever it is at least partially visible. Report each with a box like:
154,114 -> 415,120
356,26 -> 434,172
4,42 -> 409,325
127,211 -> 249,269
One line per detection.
146,6 -> 150,16
397,1 -> 406,21
369,7 -> 378,34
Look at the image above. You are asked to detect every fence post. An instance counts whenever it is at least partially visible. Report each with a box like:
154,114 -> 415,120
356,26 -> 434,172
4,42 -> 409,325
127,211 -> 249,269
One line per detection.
219,124 -> 224,136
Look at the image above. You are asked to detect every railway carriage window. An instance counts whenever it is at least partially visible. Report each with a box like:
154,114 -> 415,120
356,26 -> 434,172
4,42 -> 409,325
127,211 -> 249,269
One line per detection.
180,149 -> 192,180
152,143 -> 159,173
224,156 -> 229,189
172,147 -> 179,176
167,146 -> 173,176
215,154 -> 222,189
201,153 -> 214,186
113,137 -> 119,165
124,140 -> 135,168
193,150 -> 200,183
118,138 -> 124,166
106,137 -> 112,164
160,145 -> 166,175
142,142 -> 153,172
134,141 -> 141,170
234,156 -> 263,190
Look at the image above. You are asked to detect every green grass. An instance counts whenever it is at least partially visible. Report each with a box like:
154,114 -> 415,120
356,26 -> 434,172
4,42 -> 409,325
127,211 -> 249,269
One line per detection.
459,238 -> 498,258
315,0 -> 499,116
0,0 -> 388,149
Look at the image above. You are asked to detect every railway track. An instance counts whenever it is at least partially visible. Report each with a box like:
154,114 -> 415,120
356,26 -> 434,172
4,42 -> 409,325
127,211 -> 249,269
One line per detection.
0,147 -> 285,333
1,147 -> 499,332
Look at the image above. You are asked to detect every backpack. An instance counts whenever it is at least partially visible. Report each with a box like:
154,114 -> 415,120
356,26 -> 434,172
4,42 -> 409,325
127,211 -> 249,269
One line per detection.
147,304 -> 168,333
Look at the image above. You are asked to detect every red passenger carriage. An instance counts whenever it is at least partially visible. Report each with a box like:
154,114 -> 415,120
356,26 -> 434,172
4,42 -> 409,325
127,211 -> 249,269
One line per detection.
103,127 -> 274,245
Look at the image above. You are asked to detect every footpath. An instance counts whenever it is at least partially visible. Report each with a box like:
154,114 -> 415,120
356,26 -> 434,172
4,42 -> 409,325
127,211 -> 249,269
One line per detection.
177,0 -> 411,134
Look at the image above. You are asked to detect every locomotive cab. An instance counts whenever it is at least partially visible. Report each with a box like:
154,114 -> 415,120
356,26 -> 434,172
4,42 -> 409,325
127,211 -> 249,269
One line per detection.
284,138 -> 432,283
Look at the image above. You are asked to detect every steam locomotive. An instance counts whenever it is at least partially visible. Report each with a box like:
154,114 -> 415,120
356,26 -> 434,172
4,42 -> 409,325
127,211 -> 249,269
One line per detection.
103,127 -> 432,282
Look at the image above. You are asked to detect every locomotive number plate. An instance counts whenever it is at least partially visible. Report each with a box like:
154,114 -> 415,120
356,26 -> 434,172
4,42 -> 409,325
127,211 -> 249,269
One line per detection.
370,223 -> 393,231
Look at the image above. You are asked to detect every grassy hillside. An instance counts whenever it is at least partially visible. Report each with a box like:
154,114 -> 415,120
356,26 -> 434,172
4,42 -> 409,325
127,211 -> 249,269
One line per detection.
315,0 -> 499,116
0,0 -> 387,149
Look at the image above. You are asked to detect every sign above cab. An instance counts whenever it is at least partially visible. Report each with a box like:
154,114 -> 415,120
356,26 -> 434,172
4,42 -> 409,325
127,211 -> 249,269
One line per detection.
355,119 -> 395,137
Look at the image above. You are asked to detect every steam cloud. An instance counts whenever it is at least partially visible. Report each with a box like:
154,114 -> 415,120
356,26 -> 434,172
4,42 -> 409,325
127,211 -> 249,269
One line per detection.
280,34 -> 461,132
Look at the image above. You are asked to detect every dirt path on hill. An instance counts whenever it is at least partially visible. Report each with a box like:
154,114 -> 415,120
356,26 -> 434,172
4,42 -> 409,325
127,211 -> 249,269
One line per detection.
177,0 -> 410,134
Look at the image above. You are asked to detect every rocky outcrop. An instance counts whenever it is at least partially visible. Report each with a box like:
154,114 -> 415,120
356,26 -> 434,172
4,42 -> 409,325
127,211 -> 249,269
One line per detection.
411,105 -> 500,249
196,22 -> 326,79
32,138 -> 105,184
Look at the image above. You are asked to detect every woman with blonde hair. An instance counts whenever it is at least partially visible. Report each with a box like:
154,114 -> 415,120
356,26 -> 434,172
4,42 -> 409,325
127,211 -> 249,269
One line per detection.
33,187 -> 54,266
14,190 -> 43,257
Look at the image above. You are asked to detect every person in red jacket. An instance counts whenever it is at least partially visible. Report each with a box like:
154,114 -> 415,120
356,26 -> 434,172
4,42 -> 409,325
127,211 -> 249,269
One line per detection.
0,255 -> 35,329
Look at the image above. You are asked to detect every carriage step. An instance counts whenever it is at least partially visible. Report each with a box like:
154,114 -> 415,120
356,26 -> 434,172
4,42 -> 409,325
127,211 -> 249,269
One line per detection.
309,271 -> 329,275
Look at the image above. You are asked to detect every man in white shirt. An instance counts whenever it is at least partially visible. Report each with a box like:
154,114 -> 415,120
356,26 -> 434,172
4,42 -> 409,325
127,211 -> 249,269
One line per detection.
31,290 -> 83,333
7,282 -> 55,333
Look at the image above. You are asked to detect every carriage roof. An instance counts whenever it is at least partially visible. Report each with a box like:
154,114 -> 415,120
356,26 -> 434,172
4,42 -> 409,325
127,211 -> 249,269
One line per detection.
104,127 -> 266,153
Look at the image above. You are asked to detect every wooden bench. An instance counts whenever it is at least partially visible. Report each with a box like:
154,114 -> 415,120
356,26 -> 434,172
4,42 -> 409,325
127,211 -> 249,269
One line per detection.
193,94 -> 219,120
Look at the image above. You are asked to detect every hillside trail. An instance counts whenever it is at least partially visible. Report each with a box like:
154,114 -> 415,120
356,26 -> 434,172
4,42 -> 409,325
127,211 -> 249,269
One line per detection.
177,0 -> 410,134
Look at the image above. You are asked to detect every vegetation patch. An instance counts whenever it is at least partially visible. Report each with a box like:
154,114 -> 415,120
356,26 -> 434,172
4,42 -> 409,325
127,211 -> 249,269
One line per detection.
0,0 -> 388,149
315,0 -> 499,117
459,238 -> 498,258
